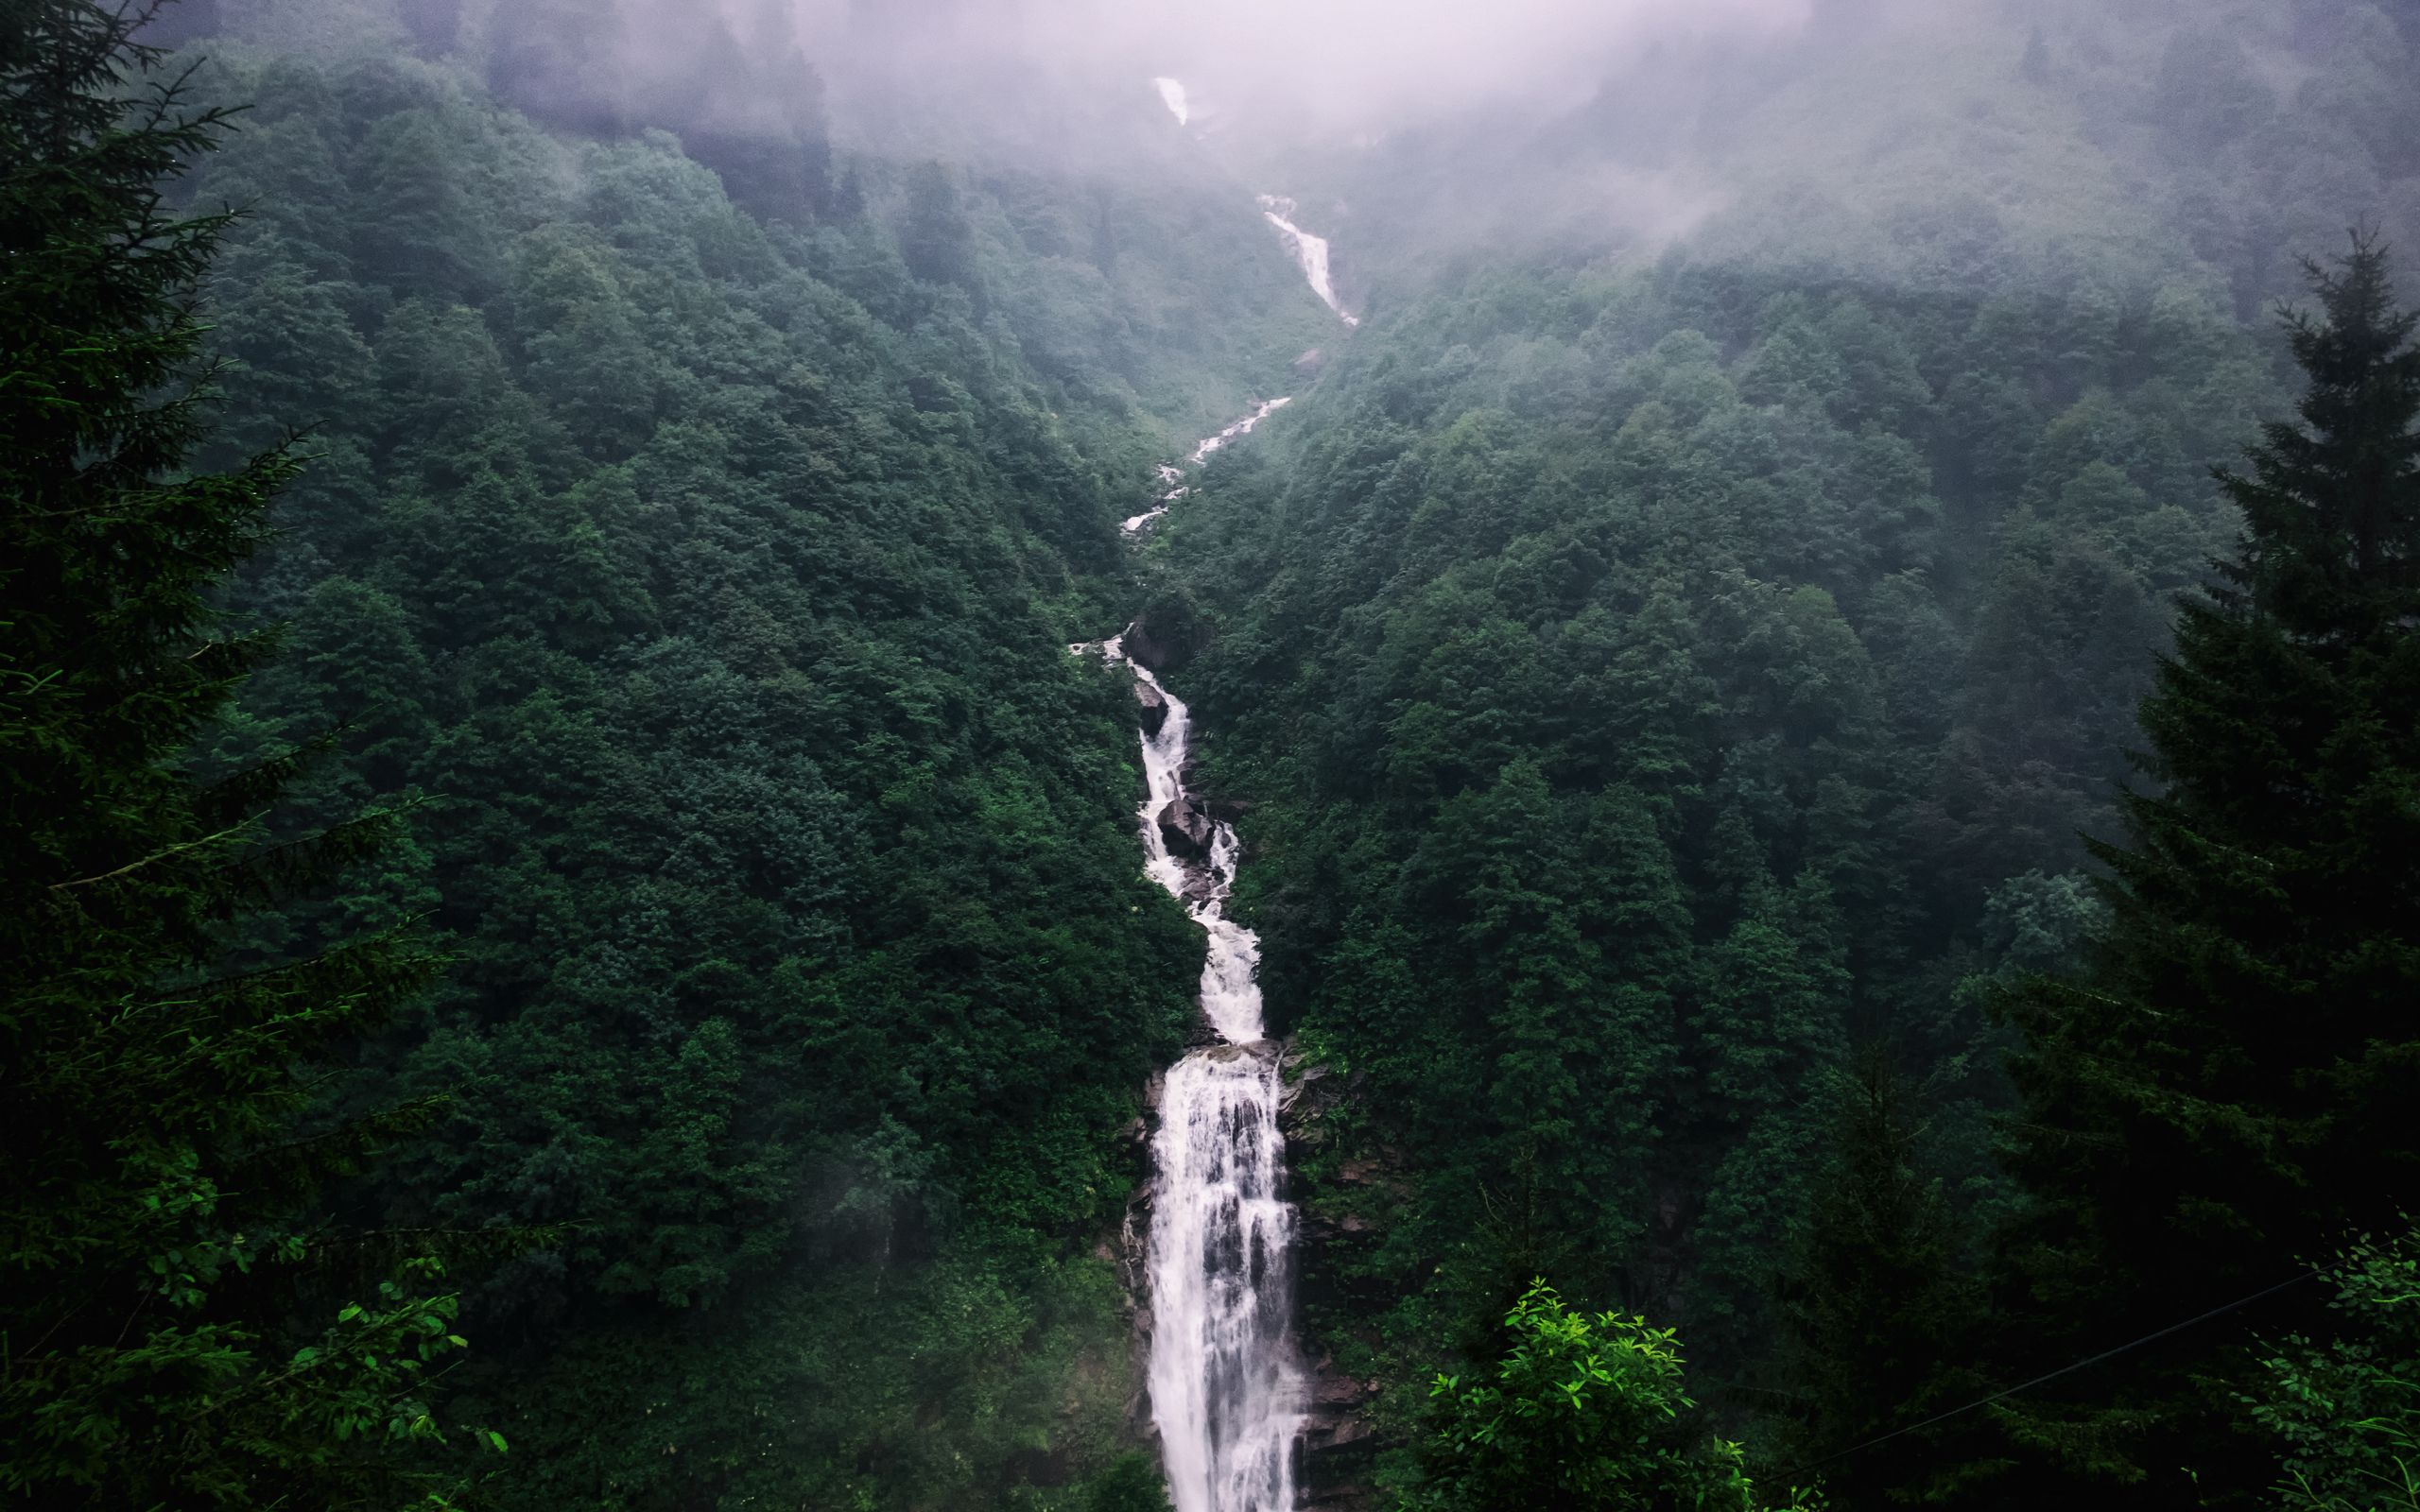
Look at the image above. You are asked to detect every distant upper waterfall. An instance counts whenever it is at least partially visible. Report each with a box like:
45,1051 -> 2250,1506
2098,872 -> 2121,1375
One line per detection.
1257,197 -> 1358,327
1153,77 -> 1193,126
1148,77 -> 1358,328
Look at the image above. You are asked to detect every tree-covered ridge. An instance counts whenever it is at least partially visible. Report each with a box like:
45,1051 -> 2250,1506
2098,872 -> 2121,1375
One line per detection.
1146,224 -> 2298,1466
1275,0 -> 2419,365
1,5 -> 483,1504
170,0 -> 1340,446
1684,0 -> 2420,312
126,26 -> 1312,1509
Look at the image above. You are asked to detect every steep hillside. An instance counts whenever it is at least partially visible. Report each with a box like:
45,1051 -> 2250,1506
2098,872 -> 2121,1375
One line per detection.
1120,6 -> 2420,1486
163,17 -> 1327,1506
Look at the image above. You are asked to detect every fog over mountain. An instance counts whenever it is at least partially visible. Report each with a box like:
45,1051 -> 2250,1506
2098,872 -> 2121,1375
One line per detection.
784,0 -> 1813,136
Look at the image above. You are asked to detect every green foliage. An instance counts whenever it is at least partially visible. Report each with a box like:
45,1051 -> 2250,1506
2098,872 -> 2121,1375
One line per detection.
2245,1226 -> 2420,1512
1155,244 -> 2273,1394
1,1 -> 474,1503
108,10 -> 1330,1503
1396,1281 -> 1814,1512
1009,1452 -> 1176,1512
1991,240 -> 2420,1502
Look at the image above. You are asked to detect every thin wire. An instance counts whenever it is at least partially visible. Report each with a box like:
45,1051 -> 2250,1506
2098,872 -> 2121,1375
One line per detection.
1782,1264 -> 2336,1479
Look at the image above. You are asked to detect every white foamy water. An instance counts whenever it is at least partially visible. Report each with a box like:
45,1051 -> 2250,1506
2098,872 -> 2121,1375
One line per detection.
1154,77 -> 1192,126
1074,404 -> 1306,1512
1121,399 -> 1293,536
1110,638 -> 1302,1512
1256,197 -> 1358,327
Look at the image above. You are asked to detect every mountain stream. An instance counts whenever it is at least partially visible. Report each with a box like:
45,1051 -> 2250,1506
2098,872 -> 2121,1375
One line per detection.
1091,96 -> 1363,1503
1108,632 -> 1304,1512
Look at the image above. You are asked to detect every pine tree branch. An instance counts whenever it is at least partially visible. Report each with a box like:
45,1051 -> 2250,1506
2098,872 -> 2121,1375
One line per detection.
46,809 -> 266,890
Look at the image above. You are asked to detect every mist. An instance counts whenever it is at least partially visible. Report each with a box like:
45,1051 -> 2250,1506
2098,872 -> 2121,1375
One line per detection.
786,0 -> 1813,139
196,0 -> 2420,330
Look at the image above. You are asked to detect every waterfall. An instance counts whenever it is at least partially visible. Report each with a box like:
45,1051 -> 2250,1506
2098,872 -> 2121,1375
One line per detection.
1256,197 -> 1359,328
1098,634 -> 1303,1512
1142,77 -> 1355,329
1153,77 -> 1193,126
1081,394 -> 1316,1508
1121,399 -> 1293,536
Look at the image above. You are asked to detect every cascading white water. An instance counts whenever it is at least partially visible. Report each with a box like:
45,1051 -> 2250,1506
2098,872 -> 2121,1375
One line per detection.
1153,76 -> 1193,127
1081,395 -> 1315,1507
1122,399 -> 1294,535
1147,77 -> 1356,329
1098,633 -> 1304,1512
1256,197 -> 1359,328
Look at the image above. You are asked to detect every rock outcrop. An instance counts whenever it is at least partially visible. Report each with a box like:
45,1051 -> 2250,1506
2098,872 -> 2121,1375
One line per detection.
1279,1041 -> 1387,1510
1155,796 -> 1214,859
1134,678 -> 1169,735
1122,598 -> 1212,674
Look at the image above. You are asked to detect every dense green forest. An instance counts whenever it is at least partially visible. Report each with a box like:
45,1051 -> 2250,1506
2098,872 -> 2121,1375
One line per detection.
8,1 -> 1322,1507
171,12 -> 1340,1509
1141,1 -> 2420,1504
5,0 -> 2417,1509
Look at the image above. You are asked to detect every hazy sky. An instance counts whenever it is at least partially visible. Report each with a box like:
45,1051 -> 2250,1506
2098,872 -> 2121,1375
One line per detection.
1110,0 -> 1813,129
786,0 -> 1815,136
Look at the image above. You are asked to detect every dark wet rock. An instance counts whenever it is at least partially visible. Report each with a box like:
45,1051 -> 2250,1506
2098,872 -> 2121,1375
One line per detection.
1277,1056 -> 1329,1120
1135,678 -> 1169,735
1298,1351 -> 1382,1511
1277,1037 -> 1387,1510
1124,598 -> 1212,673
1123,617 -> 1179,672
1156,797 -> 1214,858
1278,1043 -> 1364,1133
1201,1039 -> 1280,1065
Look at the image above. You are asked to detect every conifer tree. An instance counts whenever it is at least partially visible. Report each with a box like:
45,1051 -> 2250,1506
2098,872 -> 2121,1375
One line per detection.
1772,1054 -> 1989,1508
2,3 -> 471,1503
1989,237 -> 2420,1503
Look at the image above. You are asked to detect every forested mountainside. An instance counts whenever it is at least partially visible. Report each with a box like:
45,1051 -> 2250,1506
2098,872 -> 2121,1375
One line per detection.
1143,0 -> 2420,1503
5,1 -> 2418,1510
1154,245 -> 2263,1342
1158,235 -> 2292,1469
1250,0 -> 2420,318
13,3 -> 1322,1506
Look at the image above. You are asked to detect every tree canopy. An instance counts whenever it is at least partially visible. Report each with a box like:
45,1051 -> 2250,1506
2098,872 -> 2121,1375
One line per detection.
2,3 -> 473,1503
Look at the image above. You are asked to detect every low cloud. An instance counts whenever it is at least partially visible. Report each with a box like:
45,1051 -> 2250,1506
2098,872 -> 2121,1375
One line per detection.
784,0 -> 1813,138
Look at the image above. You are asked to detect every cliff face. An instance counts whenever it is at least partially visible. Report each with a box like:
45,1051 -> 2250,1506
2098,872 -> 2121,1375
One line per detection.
1280,1047 -> 1389,1511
